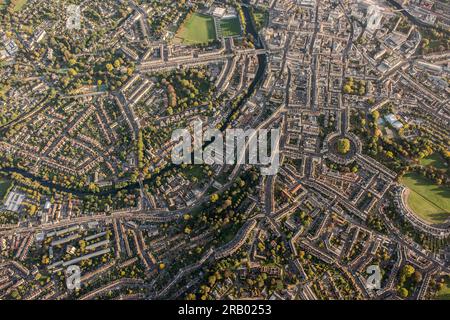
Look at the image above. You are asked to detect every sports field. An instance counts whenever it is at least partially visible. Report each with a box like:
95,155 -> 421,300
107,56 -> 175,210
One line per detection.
401,172 -> 450,224
420,153 -> 448,171
220,17 -> 241,37
175,13 -> 216,45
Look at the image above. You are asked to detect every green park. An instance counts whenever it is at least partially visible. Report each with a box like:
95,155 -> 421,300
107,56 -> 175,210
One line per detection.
175,13 -> 217,45
401,172 -> 450,224
219,17 -> 241,37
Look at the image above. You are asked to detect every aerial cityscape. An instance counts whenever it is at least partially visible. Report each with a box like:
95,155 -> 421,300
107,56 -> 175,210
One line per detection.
0,0 -> 449,302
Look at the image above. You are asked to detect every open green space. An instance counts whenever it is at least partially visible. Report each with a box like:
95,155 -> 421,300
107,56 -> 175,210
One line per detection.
401,172 -> 450,224
252,8 -> 269,31
220,17 -> 241,37
183,165 -> 207,181
0,0 -> 28,11
436,278 -> 450,300
420,153 -> 448,171
0,84 -> 10,101
175,13 -> 216,45
0,179 -> 12,200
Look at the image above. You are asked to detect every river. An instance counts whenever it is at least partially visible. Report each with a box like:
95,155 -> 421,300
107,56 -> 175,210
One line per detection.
0,2 -> 268,198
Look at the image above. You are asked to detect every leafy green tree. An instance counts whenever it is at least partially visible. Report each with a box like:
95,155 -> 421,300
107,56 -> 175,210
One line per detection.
402,265 -> 415,278
210,194 -> 219,203
399,287 -> 409,298
337,138 -> 351,155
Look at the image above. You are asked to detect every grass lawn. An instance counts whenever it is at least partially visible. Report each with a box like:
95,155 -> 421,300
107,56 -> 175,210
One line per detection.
175,13 -> 216,45
0,179 -> 12,200
253,8 -> 269,31
401,172 -> 450,224
183,166 -> 206,180
13,0 -> 27,11
0,84 -> 10,100
219,223 -> 242,244
436,278 -> 450,300
220,17 -> 241,37
0,0 -> 28,11
420,153 -> 448,171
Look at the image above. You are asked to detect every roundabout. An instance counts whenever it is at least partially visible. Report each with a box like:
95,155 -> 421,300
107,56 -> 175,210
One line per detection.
323,132 -> 362,165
